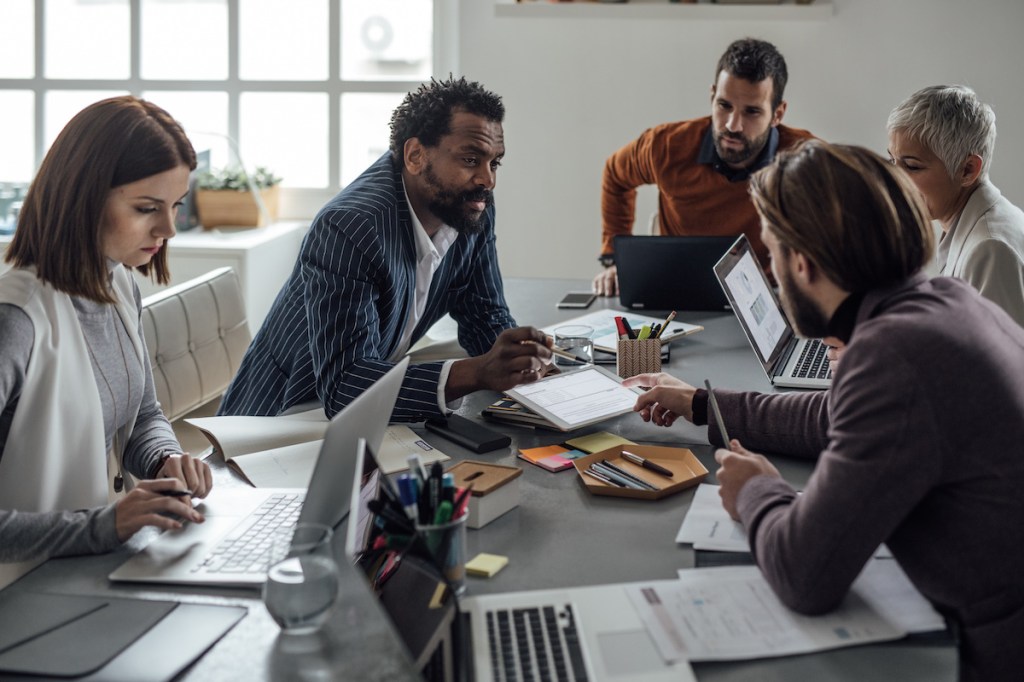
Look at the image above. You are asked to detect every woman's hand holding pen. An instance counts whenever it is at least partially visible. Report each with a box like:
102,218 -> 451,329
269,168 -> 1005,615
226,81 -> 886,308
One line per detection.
113,479 -> 205,541
714,440 -> 781,521
157,453 -> 213,498
622,372 -> 697,425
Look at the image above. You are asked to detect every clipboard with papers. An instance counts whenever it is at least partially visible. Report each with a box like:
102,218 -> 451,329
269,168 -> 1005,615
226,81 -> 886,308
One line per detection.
503,365 -> 641,432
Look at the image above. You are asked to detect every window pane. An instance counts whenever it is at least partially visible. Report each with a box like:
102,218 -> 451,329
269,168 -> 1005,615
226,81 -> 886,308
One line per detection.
45,0 -> 129,79
341,92 -> 404,187
239,93 -> 327,188
141,91 -> 230,169
240,0 -> 327,81
0,0 -> 34,78
141,0 -> 227,80
341,0 -> 432,82
44,91 -> 128,150
0,92 -> 35,183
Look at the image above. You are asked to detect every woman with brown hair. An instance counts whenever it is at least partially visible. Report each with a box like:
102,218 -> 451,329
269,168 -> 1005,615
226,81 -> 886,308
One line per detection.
0,96 -> 212,587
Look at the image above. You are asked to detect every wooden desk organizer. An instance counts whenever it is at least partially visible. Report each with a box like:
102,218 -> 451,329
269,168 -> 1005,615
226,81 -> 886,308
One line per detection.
446,460 -> 522,528
573,444 -> 707,500
616,338 -> 663,378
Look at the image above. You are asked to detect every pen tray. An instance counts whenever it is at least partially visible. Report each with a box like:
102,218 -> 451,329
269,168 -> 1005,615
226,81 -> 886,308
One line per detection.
573,445 -> 707,500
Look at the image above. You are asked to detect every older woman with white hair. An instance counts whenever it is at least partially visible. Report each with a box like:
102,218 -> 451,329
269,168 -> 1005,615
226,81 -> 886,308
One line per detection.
887,84 -> 1024,327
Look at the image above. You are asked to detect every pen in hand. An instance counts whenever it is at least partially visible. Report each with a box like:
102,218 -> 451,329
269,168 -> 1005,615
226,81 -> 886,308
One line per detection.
159,489 -> 193,498
704,379 -> 731,445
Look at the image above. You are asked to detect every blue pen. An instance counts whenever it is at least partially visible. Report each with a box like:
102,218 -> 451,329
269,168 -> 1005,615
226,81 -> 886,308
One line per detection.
442,473 -> 455,504
397,474 -> 419,521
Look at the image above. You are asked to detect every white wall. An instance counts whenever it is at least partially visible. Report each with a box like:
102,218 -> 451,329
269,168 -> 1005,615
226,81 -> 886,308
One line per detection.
458,0 -> 1024,279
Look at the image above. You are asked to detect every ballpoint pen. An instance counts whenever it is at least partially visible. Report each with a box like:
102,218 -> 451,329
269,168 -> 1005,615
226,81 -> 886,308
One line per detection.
582,468 -> 624,487
597,459 -> 659,491
590,462 -> 647,490
704,379 -> 731,444
621,450 -> 674,478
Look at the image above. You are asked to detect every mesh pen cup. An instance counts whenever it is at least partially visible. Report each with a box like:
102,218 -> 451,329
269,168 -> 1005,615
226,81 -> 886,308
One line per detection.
415,514 -> 468,597
616,339 -> 663,378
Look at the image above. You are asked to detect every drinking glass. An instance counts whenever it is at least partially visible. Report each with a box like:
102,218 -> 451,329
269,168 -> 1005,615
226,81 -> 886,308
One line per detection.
262,523 -> 340,634
553,324 -> 594,368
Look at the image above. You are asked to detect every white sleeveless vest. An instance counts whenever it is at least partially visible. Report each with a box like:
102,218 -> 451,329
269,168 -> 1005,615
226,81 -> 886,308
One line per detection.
0,266 -> 142,589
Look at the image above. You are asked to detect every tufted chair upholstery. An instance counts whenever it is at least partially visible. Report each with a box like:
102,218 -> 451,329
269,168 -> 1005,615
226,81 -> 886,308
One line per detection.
141,267 -> 251,422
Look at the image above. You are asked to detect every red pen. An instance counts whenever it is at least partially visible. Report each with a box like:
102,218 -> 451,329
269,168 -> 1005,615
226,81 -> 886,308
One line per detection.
614,316 -> 629,340
453,484 -> 474,519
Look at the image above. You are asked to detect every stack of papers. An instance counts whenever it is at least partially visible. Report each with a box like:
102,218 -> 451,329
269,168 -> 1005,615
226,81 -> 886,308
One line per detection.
186,409 -> 448,487
542,310 -> 703,353
625,559 -> 945,663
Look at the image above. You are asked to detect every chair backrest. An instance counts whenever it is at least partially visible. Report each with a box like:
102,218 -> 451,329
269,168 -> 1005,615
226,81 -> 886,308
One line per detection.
141,267 -> 251,422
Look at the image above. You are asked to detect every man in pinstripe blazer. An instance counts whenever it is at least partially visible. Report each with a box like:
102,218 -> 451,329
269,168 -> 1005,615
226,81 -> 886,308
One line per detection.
218,77 -> 552,422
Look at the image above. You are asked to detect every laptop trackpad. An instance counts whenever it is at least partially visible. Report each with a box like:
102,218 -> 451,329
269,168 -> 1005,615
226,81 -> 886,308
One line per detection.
597,630 -> 665,676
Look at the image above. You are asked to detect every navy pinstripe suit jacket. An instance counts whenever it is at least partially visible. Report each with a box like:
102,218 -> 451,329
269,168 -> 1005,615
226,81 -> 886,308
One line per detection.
217,153 -> 516,421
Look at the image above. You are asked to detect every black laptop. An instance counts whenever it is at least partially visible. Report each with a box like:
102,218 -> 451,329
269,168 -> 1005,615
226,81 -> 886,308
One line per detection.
614,235 -> 734,311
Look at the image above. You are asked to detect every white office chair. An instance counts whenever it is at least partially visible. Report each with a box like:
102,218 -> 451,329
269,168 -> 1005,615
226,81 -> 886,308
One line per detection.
141,267 -> 251,423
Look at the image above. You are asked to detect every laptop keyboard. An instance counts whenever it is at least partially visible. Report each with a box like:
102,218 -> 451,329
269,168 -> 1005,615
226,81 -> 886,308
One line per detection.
191,492 -> 305,575
793,340 -> 832,380
485,604 -> 588,682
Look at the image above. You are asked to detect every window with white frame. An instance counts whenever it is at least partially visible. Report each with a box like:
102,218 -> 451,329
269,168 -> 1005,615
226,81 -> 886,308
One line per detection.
0,0 -> 452,221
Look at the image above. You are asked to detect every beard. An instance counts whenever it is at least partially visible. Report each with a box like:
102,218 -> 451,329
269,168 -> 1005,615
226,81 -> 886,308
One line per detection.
778,265 -> 830,338
713,125 -> 772,166
423,163 -> 492,234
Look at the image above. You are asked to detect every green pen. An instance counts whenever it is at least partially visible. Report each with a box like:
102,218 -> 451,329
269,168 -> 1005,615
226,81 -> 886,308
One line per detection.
433,500 -> 453,525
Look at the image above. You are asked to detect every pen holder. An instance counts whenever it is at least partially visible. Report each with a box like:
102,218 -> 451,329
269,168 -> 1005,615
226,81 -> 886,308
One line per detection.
414,515 -> 468,597
616,339 -> 662,378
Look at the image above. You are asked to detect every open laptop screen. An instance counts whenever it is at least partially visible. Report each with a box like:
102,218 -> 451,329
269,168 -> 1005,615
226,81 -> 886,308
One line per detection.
714,235 -> 795,374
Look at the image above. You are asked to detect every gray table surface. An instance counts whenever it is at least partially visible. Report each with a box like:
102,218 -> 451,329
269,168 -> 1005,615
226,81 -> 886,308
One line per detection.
2,277 -> 957,681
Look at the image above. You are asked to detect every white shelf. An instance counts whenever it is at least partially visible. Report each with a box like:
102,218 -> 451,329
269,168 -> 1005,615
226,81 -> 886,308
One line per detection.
496,0 -> 834,20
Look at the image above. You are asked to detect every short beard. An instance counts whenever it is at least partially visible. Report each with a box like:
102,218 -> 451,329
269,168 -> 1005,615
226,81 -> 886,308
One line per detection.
714,125 -> 772,166
779,265 -> 829,338
423,164 -> 492,234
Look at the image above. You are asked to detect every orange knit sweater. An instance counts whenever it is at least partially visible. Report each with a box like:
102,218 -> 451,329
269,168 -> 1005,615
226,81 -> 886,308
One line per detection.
601,116 -> 814,266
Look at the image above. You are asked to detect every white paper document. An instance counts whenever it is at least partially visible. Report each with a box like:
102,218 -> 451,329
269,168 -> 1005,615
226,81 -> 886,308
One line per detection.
625,559 -> 944,663
675,483 -> 748,551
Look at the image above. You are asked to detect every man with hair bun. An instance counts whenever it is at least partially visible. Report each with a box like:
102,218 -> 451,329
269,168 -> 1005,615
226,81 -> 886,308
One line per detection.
220,76 -> 552,421
623,140 -> 1024,681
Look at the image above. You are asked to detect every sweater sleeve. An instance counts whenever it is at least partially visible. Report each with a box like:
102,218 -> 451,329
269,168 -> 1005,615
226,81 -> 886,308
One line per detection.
600,128 -> 660,255
710,388 -> 830,458
957,237 -> 1024,328
0,504 -> 121,562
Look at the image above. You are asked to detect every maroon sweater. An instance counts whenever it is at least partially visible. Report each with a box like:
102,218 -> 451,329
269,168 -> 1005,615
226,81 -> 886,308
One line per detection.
710,274 -> 1024,681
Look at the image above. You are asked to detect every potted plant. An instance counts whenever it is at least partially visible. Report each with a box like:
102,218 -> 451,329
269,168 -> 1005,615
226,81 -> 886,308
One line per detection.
194,166 -> 283,229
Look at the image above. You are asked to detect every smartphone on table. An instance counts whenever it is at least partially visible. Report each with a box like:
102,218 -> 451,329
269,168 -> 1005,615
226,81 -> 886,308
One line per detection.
556,292 -> 596,309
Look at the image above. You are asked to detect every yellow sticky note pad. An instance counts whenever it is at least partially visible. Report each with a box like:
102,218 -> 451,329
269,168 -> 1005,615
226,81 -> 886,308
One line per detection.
466,553 -> 509,578
565,432 -> 635,454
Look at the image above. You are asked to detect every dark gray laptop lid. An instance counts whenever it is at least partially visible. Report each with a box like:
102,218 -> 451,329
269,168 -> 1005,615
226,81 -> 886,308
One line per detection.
614,235 -> 734,311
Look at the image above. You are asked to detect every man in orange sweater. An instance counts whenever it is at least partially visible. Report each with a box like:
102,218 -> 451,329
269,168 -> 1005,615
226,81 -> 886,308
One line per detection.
593,38 -> 814,296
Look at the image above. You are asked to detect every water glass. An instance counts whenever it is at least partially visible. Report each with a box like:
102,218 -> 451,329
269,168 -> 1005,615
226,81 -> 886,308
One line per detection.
262,523 -> 340,634
553,324 -> 595,368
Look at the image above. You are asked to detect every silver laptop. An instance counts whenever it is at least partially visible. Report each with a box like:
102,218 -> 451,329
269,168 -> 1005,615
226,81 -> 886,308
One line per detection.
714,235 -> 831,390
109,357 -> 409,587
346,441 -> 696,682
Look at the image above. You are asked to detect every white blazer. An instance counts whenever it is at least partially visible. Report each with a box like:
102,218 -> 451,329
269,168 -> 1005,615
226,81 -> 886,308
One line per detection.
937,180 -> 1024,328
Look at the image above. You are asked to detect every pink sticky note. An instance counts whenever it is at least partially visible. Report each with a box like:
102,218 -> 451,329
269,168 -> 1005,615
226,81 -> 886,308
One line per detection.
537,454 -> 573,472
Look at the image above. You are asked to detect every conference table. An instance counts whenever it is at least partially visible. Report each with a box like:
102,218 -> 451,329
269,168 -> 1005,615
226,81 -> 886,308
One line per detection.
1,277 -> 957,681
